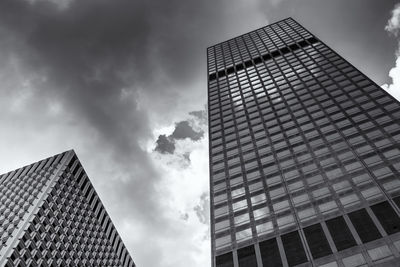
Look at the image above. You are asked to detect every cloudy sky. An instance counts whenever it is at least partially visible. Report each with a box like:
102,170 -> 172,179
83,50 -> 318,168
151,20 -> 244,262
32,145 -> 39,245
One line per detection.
1,0 -> 400,266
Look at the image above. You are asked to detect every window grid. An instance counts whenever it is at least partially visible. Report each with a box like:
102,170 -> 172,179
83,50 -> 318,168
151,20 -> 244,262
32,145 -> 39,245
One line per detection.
0,151 -> 135,267
209,18 -> 400,267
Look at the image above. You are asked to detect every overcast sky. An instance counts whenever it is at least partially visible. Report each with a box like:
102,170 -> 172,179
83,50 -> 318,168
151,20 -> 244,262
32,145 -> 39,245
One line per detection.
1,1 -> 400,266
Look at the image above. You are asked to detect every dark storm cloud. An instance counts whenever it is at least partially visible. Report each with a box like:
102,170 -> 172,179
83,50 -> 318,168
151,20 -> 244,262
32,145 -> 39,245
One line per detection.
0,0 -> 218,152
0,0 -> 232,172
155,134 -> 175,154
171,121 -> 204,141
0,0 -> 152,163
154,119 -> 204,154
0,0 -> 221,206
189,109 -> 208,125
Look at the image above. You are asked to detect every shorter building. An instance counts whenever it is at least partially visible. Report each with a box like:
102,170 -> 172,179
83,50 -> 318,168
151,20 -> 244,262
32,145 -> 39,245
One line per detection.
0,150 -> 135,267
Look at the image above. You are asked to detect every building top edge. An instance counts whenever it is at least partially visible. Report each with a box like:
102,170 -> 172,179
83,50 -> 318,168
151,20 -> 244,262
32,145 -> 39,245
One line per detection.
206,17 -> 295,49
0,149 -> 75,177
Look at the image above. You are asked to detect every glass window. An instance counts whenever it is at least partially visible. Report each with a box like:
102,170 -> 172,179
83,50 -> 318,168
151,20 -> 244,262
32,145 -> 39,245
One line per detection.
356,144 -> 374,154
370,201 -> 400,235
288,180 -> 304,192
215,219 -> 230,232
247,170 -> 261,181
326,216 -> 357,251
293,194 -> 310,206
325,168 -> 343,180
253,206 -> 269,219
215,234 -> 231,249
273,200 -> 290,213
340,194 -> 360,208
260,154 -> 274,165
344,161 -> 363,172
251,193 -> 266,205
227,157 -> 241,166
229,166 -> 242,176
375,138 -> 392,148
264,165 -> 279,175
231,187 -> 246,198
367,245 -> 393,263
394,240 -> 400,252
237,245 -> 258,267
342,254 -> 366,267
307,174 -> 324,186
383,148 -> 400,159
283,168 -> 299,180
352,173 -> 372,185
297,206 -> 316,221
361,186 -> 383,201
281,231 -> 308,267
248,181 -> 263,193
332,180 -> 351,193
233,199 -> 248,211
214,193 -> 228,204
266,175 -> 282,186
230,176 -> 243,187
383,179 -> 400,194
315,147 -> 330,156
320,157 -> 336,167
363,155 -> 383,166
216,252 -> 233,267
348,209 -> 382,243
319,200 -> 338,214
280,158 -> 295,168
259,238 -> 283,266
302,162 -> 318,173
319,262 -> 338,267
303,223 -> 332,259
214,181 -> 227,192
244,160 -> 258,171
256,221 -> 274,235
212,153 -> 224,162
236,228 -> 253,243
277,214 -> 295,229
270,186 -> 285,199
373,167 -> 392,179
215,205 -> 229,217
234,213 -> 250,226
312,187 -> 330,199
293,144 -> 308,154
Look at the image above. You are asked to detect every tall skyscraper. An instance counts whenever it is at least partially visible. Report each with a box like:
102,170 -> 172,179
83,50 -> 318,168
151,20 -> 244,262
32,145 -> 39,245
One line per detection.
0,150 -> 135,267
208,18 -> 400,267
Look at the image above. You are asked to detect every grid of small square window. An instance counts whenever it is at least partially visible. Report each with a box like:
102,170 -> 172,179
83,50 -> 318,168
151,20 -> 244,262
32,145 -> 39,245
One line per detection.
208,18 -> 400,260
216,204 -> 400,267
0,152 -> 135,267
207,18 -> 312,74
0,153 -> 66,260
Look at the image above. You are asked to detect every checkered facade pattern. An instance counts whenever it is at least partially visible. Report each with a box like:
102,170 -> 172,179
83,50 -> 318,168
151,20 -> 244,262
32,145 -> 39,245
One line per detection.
0,150 -> 135,267
208,18 -> 400,267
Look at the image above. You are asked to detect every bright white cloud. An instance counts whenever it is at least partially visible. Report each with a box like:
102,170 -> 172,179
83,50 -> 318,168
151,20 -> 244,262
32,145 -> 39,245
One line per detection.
382,57 -> 400,102
382,4 -> 400,101
386,3 -> 400,37
149,119 -> 210,267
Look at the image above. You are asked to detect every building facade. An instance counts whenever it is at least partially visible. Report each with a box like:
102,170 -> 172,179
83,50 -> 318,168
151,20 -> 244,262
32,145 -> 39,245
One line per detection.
0,150 -> 135,267
208,18 -> 400,267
